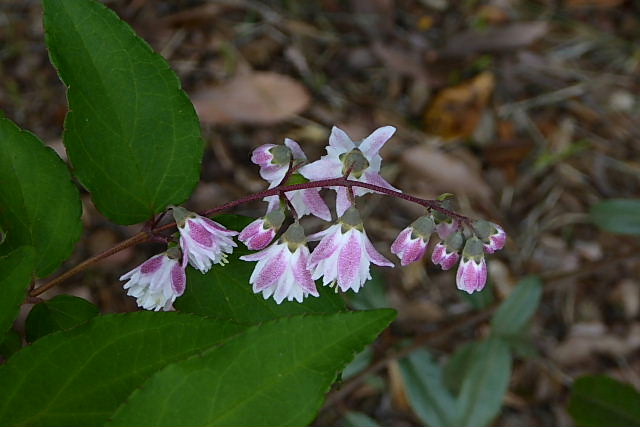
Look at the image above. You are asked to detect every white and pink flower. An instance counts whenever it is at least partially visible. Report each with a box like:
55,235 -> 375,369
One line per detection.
391,215 -> 435,266
120,249 -> 186,311
456,237 -> 487,294
172,207 -> 238,273
240,223 -> 319,304
238,209 -> 285,250
484,223 -> 506,254
431,231 -> 464,270
253,139 -> 331,221
300,126 -> 400,216
308,207 -> 393,293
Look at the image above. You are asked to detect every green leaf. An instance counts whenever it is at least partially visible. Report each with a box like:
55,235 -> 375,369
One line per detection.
43,0 -> 204,225
175,215 -> 346,323
491,276 -> 542,338
108,310 -> 396,426
347,267 -> 389,310
569,375 -> 640,427
590,199 -> 640,235
0,117 -> 82,276
0,329 -> 22,361
0,312 -> 245,427
25,294 -> 100,342
0,246 -> 35,337
443,341 -> 476,395
399,348 -> 457,427
455,338 -> 511,426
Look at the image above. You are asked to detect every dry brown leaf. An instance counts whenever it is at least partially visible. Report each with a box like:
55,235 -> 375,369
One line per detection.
441,22 -> 549,57
192,72 -> 310,125
424,72 -> 495,141
400,145 -> 492,201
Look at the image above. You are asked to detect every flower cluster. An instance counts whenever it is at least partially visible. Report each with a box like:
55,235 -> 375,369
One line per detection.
120,126 -> 506,310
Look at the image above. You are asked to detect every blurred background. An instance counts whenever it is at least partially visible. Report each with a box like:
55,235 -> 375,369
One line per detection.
2,0 -> 640,425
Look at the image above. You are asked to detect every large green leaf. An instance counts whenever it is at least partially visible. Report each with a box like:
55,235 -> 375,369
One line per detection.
175,215 -> 346,323
0,246 -> 35,337
569,375 -> 640,427
399,348 -> 457,427
0,117 -> 81,276
590,199 -> 640,235
491,276 -> 542,338
0,312 -> 244,427
108,310 -> 396,426
455,337 -> 512,427
43,0 -> 204,225
25,294 -> 100,342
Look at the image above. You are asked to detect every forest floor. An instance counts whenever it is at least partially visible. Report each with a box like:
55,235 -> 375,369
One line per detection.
2,1 -> 639,426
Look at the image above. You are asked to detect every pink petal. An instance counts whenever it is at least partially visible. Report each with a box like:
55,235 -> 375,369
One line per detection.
335,186 -> 352,217
202,217 -> 234,233
456,258 -> 485,294
338,231 -> 363,291
284,138 -> 307,161
254,248 -> 287,291
329,126 -> 355,152
240,248 -> 271,262
170,263 -> 186,296
440,251 -> 460,271
309,227 -> 341,264
239,219 -> 263,241
247,229 -> 275,250
293,249 -> 318,296
359,126 -> 396,158
187,220 -> 214,247
362,171 -> 400,193
364,235 -> 394,267
431,243 -> 446,265
251,144 -> 275,166
299,157 -> 342,181
302,189 -> 331,221
391,228 -> 412,255
139,255 -> 164,274
260,164 -> 287,185
399,238 -> 427,266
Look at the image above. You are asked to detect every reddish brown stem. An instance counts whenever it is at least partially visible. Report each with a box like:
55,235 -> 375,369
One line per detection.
30,177 -> 469,296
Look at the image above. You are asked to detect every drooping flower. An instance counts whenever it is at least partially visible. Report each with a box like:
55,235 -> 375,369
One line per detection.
391,215 -> 435,266
300,126 -> 400,216
172,207 -> 238,273
308,207 -> 393,293
432,197 -> 459,240
456,236 -> 487,294
238,209 -> 285,250
432,231 -> 464,270
240,223 -> 319,304
120,248 -> 186,311
473,220 -> 507,254
253,139 -> 331,221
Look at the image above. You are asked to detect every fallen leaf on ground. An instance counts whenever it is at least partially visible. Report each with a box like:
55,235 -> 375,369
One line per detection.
400,145 -> 492,201
192,72 -> 311,125
441,22 -> 549,57
424,72 -> 495,140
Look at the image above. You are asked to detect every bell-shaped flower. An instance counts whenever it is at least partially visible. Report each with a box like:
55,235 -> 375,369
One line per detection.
308,207 -> 393,293
391,215 -> 435,266
238,209 -> 285,250
172,207 -> 238,273
432,231 -> 464,270
120,248 -> 186,311
240,223 -> 319,304
299,126 -> 400,216
473,220 -> 506,254
456,236 -> 487,294
254,139 -> 331,221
